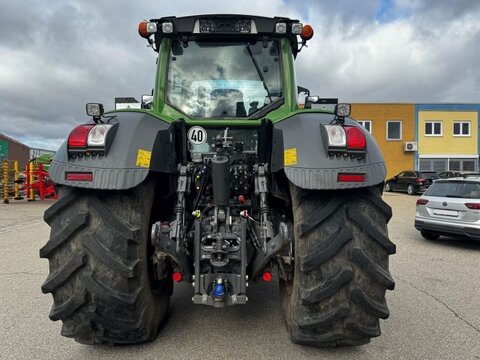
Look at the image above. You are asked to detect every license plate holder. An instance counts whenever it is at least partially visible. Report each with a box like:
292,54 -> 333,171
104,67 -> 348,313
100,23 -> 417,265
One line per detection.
433,209 -> 459,217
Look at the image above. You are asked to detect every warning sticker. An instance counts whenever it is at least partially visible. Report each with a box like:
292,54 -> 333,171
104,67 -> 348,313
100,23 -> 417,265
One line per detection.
284,148 -> 297,166
136,149 -> 151,168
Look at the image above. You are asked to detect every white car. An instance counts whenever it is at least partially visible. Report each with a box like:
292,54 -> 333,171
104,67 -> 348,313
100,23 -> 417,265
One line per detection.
415,176 -> 480,240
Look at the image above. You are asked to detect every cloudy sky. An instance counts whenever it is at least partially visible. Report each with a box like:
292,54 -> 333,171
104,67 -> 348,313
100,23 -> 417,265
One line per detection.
1,0 -> 479,150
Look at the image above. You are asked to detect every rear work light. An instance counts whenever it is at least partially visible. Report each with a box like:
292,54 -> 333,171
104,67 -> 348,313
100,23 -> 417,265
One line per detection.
324,124 -> 366,157
275,22 -> 287,34
416,199 -> 429,206
465,203 -> 480,209
291,23 -> 303,35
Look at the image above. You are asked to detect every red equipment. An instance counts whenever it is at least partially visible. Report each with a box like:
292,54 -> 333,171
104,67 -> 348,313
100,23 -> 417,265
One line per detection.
25,161 -> 57,201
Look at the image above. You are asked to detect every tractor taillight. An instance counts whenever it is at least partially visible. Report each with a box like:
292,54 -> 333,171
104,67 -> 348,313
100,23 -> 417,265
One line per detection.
344,126 -> 366,150
68,125 -> 94,148
87,124 -> 114,147
68,123 -> 117,157
325,125 -> 346,147
324,124 -> 366,156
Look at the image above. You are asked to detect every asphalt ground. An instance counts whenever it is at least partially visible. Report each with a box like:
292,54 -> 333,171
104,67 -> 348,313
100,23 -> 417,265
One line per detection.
0,193 -> 479,360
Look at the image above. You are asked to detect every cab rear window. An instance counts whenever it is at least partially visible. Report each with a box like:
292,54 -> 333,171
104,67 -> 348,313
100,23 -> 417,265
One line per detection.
424,181 -> 480,199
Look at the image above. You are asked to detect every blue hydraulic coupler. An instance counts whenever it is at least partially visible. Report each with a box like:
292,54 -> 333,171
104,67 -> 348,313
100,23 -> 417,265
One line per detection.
212,278 -> 226,301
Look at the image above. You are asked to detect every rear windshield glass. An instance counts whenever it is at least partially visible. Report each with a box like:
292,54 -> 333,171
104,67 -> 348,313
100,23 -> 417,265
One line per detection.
424,181 -> 480,199
420,172 -> 439,179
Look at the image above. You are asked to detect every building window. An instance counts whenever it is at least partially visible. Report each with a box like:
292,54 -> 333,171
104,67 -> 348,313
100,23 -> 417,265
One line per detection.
419,158 -> 447,173
453,121 -> 470,136
449,159 -> 476,171
386,121 -> 402,140
424,121 -> 442,136
420,158 -> 477,172
356,120 -> 372,133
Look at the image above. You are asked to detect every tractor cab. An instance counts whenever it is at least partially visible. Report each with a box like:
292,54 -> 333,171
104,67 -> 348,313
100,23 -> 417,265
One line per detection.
138,15 -> 313,120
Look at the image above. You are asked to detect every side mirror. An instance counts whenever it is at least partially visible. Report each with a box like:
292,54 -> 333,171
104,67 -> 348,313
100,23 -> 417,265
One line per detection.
297,86 -> 310,96
141,94 -> 154,109
305,96 -> 319,106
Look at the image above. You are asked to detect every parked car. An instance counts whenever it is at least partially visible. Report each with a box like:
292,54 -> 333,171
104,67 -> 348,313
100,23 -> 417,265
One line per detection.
438,171 -> 480,179
461,172 -> 480,178
438,171 -> 463,179
385,170 -> 439,195
415,176 -> 480,240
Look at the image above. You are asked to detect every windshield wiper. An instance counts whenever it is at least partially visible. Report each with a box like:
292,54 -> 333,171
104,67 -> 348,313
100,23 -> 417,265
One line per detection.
246,43 -> 273,104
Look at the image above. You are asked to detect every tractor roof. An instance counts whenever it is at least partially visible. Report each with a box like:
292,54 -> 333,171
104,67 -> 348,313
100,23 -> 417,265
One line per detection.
147,14 -> 302,54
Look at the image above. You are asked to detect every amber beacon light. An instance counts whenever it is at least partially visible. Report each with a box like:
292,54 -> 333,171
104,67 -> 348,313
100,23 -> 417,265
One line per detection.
300,24 -> 314,41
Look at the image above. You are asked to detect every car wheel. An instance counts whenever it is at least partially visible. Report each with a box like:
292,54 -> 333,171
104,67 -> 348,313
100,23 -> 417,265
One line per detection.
385,182 -> 392,192
407,184 -> 415,195
421,231 -> 440,241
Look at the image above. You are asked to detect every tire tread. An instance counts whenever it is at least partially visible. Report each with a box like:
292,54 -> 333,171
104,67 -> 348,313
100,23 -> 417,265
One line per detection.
284,186 -> 395,347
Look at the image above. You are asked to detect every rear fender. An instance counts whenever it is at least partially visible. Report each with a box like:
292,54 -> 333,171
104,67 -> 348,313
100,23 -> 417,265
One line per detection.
49,112 -> 174,189
274,113 -> 386,190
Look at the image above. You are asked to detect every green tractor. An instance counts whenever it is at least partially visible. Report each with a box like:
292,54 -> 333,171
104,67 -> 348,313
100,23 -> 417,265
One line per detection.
40,14 -> 395,346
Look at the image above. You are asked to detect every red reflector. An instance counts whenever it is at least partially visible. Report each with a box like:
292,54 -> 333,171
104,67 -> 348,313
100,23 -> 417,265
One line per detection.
65,172 -> 93,181
416,178 -> 426,183
68,125 -> 94,148
465,203 -> 480,210
337,173 -> 365,182
344,126 -> 366,150
172,271 -> 183,282
416,199 -> 429,206
262,271 -> 272,282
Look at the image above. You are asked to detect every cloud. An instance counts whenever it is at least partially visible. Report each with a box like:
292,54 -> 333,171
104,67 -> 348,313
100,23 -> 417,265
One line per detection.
0,1 -> 479,149
295,0 -> 480,102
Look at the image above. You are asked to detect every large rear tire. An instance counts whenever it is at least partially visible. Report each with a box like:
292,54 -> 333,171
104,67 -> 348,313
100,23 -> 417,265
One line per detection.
282,185 -> 395,347
40,180 -> 172,345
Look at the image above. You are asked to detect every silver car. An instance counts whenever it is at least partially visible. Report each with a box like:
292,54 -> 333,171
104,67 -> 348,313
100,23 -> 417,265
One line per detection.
415,177 -> 480,240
